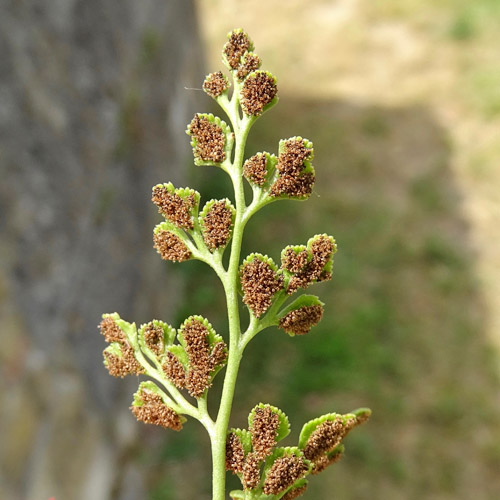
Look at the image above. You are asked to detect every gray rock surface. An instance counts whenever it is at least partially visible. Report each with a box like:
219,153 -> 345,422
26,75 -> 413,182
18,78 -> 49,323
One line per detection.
0,1 -> 203,498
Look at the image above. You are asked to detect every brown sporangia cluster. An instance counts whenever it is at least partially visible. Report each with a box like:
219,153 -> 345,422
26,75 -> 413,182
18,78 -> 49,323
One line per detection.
279,305 -> 324,336
283,235 -> 335,294
152,185 -> 196,229
100,317 -> 144,377
302,416 -> 363,475
250,406 -> 280,460
202,201 -> 233,250
163,319 -> 227,398
143,322 -> 165,356
240,257 -> 283,318
242,453 -> 261,490
262,454 -> 309,496
226,433 -> 246,475
281,248 -> 309,274
270,172 -> 315,199
311,448 -> 344,475
103,347 -> 143,378
236,53 -> 261,81
303,417 -> 348,463
270,138 -> 315,198
299,411 -> 370,476
203,71 -> 229,98
153,230 -> 191,262
131,389 -> 183,431
100,316 -> 125,343
226,405 -> 287,491
282,485 -> 308,500
241,71 -> 278,116
188,114 -> 226,163
224,30 -> 252,69
163,352 -> 186,387
243,153 -> 268,186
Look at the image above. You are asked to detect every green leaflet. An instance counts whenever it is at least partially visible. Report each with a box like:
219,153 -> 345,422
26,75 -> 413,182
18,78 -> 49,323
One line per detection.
199,198 -> 236,253
164,344 -> 189,369
297,409 -> 371,450
177,315 -> 224,349
228,428 -> 253,456
186,113 -> 234,168
103,342 -> 123,360
278,479 -> 309,500
108,313 -> 138,348
229,491 -> 245,500
222,28 -> 255,71
298,413 -> 344,450
263,446 -> 311,475
152,182 -> 201,225
241,253 -> 279,272
137,319 -> 176,360
132,380 -> 162,406
248,403 -> 291,443
276,295 -> 324,320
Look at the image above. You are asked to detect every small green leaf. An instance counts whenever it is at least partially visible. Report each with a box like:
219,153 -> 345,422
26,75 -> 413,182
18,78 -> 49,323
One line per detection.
132,381 -> 187,424
262,446 -> 312,480
186,113 -> 234,167
248,403 -> 290,443
229,490 -> 245,500
298,413 -> 342,450
240,70 -> 278,117
222,29 -> 254,71
151,182 -> 201,225
280,478 -> 309,500
165,344 -> 189,368
351,407 -> 372,425
277,295 -> 324,320
132,381 -> 162,406
199,198 -> 236,252
229,428 -> 253,455
178,315 -> 223,348
268,137 -> 315,201
103,342 -> 123,360
137,320 -> 176,359
241,253 -> 279,272
243,152 -> 277,189
111,315 -> 138,347
306,234 -> 337,275
238,253 -> 280,297
326,444 -> 345,461
298,412 -> 363,450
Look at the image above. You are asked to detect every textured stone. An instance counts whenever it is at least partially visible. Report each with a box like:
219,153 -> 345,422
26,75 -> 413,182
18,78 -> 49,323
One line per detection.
0,1 -> 203,499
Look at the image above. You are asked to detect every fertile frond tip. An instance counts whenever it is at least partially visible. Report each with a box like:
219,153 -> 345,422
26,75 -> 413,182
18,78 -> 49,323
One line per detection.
223,29 -> 254,70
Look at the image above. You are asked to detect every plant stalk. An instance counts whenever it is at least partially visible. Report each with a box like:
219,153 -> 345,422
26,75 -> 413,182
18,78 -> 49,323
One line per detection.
210,103 -> 252,500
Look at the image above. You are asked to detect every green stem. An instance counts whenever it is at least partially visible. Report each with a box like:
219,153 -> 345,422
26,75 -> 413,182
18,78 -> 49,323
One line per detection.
211,97 -> 254,500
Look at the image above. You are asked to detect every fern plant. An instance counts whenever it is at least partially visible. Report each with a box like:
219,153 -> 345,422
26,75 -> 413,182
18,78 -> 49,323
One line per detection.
99,29 -> 370,500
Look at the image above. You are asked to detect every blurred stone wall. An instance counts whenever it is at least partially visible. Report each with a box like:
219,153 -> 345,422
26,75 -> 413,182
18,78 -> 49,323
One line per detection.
0,1 -> 203,499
